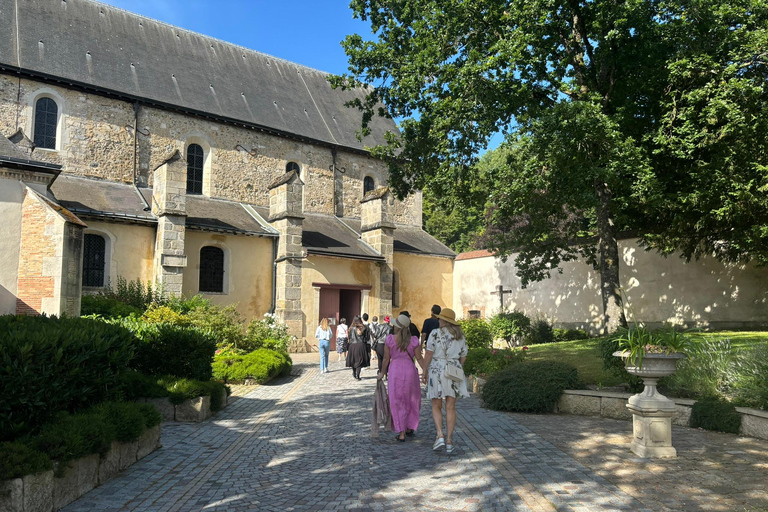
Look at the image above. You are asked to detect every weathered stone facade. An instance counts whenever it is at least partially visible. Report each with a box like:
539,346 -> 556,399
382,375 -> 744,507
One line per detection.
152,153 -> 188,298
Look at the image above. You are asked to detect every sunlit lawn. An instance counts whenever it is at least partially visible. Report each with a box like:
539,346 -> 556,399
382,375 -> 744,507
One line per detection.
524,331 -> 768,388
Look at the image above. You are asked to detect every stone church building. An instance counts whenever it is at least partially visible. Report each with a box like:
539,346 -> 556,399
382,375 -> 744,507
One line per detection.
0,0 -> 455,350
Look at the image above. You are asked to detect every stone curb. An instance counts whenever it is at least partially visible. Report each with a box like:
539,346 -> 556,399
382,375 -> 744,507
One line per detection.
138,389 -> 228,423
556,389 -> 768,441
0,425 -> 161,512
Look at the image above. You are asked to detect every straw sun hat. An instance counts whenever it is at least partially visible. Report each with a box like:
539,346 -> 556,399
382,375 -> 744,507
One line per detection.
435,308 -> 460,325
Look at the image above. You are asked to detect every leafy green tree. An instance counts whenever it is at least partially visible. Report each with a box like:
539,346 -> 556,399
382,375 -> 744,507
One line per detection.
332,0 -> 768,333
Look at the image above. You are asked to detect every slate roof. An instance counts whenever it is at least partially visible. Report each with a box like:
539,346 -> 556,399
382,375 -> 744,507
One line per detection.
0,0 -> 398,153
303,213 -> 384,262
0,135 -> 61,171
341,218 -> 456,259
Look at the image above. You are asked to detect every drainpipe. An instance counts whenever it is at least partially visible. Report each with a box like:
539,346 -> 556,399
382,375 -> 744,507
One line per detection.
269,236 -> 278,314
132,102 -> 151,212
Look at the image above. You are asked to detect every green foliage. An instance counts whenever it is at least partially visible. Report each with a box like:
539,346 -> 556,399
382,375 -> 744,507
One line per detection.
599,336 -> 644,392
482,361 -> 580,413
459,319 -> 493,350
158,377 -> 228,412
105,276 -> 164,311
664,339 -> 740,400
489,311 -> 531,347
186,303 -> 246,350
732,345 -> 768,410
0,315 -> 138,441
526,319 -> 555,345
243,313 -> 295,353
614,324 -> 693,367
142,305 -> 190,326
114,317 -> 216,381
212,349 -> 292,384
463,347 -> 526,377
553,329 -> 588,342
31,412 -> 115,471
80,294 -> 143,318
118,370 -> 170,401
0,442 -> 52,480
690,397 -> 742,434
136,403 -> 163,428
463,348 -> 491,376
92,402 -> 146,443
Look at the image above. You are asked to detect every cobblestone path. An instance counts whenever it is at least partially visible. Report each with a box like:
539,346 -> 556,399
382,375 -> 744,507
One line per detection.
62,358 -> 768,512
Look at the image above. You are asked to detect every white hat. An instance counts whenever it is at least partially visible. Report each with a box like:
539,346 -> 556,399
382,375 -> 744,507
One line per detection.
393,314 -> 411,330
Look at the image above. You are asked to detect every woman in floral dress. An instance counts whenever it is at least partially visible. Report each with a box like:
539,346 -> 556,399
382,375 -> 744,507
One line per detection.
421,308 -> 468,454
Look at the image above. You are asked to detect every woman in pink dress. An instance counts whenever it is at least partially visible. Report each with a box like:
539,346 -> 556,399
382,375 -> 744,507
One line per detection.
377,314 -> 426,442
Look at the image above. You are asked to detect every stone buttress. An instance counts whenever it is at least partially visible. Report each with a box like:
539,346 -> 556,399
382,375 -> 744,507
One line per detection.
151,150 -> 187,297
360,187 -> 395,319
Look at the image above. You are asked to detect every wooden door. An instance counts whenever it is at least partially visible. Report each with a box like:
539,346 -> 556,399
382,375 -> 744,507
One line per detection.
318,287 -> 341,351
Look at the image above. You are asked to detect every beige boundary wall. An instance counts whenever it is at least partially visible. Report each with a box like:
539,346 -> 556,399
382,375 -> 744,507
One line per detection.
454,239 -> 768,334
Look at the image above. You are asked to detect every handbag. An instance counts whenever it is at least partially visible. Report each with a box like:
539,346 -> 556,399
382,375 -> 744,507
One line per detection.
445,363 -> 465,383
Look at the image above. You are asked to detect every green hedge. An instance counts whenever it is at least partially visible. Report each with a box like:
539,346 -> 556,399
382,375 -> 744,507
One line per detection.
553,328 -> 588,342
690,397 -> 742,434
459,319 -> 493,350
0,315 -> 138,441
481,360 -> 580,413
526,319 -> 554,345
213,349 -> 292,384
0,442 -> 53,480
463,348 -> 525,377
119,371 -> 229,413
80,295 -> 143,318
111,317 -> 216,381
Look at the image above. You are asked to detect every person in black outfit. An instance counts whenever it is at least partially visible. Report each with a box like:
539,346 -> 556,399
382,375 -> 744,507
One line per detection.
345,316 -> 371,380
393,311 -> 421,340
420,304 -> 442,346
372,316 -> 390,373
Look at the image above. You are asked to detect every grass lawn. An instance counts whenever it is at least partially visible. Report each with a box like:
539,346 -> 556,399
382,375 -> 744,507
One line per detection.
524,331 -> 768,388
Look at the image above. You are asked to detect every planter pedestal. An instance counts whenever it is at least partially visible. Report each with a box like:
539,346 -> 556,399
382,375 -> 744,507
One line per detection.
615,351 -> 685,458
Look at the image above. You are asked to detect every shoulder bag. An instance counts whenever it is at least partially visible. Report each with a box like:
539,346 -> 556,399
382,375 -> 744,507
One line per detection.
445,363 -> 465,383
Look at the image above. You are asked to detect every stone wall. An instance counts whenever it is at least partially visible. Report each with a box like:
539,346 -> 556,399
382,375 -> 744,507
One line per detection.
0,75 -> 423,225
393,252 -> 454,331
454,239 -> 768,333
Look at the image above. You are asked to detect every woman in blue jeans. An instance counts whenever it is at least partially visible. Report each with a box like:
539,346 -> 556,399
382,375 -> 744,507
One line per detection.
315,318 -> 333,374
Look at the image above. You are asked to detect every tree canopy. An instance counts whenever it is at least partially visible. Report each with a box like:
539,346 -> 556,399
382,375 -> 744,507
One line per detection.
332,0 -> 768,331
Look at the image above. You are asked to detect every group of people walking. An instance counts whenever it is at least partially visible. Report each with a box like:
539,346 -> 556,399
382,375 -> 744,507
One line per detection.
315,304 -> 469,453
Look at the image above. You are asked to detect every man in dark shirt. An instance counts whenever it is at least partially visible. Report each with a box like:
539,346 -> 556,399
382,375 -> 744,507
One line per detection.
388,311 -> 421,339
421,304 -> 441,345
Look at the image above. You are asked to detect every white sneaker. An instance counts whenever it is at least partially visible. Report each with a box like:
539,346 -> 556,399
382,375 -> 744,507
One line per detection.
445,443 -> 454,454
433,437 -> 445,451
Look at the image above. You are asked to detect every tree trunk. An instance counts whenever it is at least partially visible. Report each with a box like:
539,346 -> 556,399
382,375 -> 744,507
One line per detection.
595,181 -> 626,334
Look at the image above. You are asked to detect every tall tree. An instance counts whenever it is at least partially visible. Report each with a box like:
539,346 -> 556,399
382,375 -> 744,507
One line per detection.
332,0 -> 768,332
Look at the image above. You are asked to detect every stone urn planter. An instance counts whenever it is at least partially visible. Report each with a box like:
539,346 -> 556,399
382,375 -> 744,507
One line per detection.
614,351 -> 686,458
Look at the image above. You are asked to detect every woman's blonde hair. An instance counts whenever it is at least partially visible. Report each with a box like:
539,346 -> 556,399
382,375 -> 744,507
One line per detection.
320,318 -> 329,330
440,320 -> 464,340
394,326 -> 410,352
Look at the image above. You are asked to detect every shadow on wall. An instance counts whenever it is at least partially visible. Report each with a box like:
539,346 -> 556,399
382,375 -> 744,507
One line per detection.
456,239 -> 768,334
0,284 -> 18,315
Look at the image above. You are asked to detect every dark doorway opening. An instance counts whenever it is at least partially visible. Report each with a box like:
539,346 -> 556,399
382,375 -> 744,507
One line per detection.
317,286 -> 364,351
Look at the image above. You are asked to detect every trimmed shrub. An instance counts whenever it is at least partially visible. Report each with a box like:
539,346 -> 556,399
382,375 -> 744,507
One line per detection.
482,360 -> 580,413
489,311 -> 530,346
31,412 -> 115,471
119,370 -> 170,401
526,319 -> 555,345
243,313 -> 294,353
0,442 -> 52,480
142,305 -> 190,326
80,295 -> 143,318
463,348 -> 492,376
690,397 -> 742,434
93,402 -> 146,443
213,349 -> 292,384
553,328 -> 588,342
158,378 -> 228,412
0,315 -> 138,441
136,403 -> 163,428
113,318 -> 216,381
460,319 -> 493,350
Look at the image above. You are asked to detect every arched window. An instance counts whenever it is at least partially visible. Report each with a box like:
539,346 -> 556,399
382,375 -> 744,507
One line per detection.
82,234 -> 106,287
363,176 -> 375,196
286,161 -> 300,174
34,97 -> 58,150
199,246 -> 225,293
186,143 -> 205,194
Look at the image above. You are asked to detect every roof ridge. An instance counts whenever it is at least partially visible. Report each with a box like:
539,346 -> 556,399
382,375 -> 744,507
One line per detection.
79,0 -> 339,77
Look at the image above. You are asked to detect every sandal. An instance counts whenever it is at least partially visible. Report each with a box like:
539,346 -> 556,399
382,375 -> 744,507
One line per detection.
445,443 -> 454,454
432,437 -> 445,450
405,429 -> 415,437
395,435 -> 406,442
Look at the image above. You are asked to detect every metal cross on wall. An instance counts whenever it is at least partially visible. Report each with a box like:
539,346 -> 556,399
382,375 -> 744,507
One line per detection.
490,285 -> 514,312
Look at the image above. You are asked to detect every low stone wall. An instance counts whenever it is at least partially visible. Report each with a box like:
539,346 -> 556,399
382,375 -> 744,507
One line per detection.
0,425 -> 161,512
139,389 -> 228,423
556,390 -> 768,441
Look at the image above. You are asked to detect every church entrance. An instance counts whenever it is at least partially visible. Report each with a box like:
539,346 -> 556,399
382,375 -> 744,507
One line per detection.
317,285 -> 366,351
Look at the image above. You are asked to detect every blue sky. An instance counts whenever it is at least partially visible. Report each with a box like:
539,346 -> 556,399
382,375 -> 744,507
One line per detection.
98,0 -> 503,153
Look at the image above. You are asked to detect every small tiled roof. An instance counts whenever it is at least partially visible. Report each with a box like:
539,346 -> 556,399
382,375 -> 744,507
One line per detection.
455,249 -> 494,261
303,213 -> 384,262
339,218 -> 455,259
0,135 -> 61,171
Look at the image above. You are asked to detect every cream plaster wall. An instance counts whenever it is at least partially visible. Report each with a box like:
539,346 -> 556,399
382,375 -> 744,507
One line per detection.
454,239 -> 768,333
300,255 -> 379,343
82,221 -> 156,288
183,231 -> 274,321
394,253 -> 454,332
0,176 -> 24,314
0,75 -> 423,225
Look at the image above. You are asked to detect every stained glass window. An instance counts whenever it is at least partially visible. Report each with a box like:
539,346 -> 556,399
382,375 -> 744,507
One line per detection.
187,143 -> 204,194
34,97 -> 58,150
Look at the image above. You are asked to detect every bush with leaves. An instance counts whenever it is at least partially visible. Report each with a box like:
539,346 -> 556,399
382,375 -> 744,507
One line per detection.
243,313 -> 294,352
553,328 -> 588,342
463,348 -> 492,376
526,319 -> 555,345
158,377 -> 229,412
80,294 -> 143,318
599,336 -> 643,392
664,339 -> 739,400
731,344 -> 768,410
690,397 -> 742,434
213,348 -> 292,384
482,361 -> 580,413
0,442 -> 52,480
105,276 -> 164,311
0,315 -> 138,441
489,311 -> 531,347
459,318 -> 493,350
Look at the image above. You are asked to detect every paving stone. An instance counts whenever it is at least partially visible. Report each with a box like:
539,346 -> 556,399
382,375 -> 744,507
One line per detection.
58,354 -> 768,512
